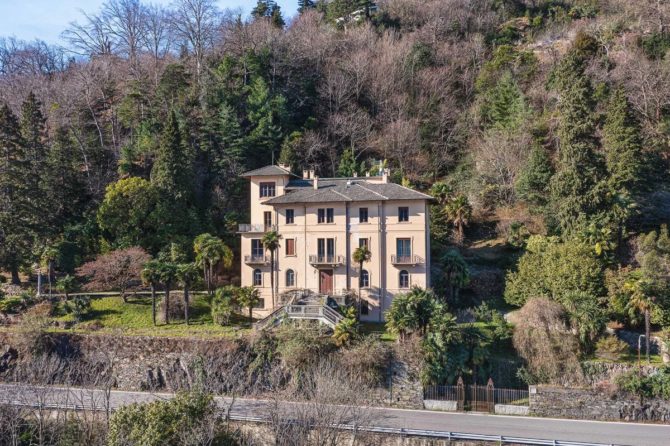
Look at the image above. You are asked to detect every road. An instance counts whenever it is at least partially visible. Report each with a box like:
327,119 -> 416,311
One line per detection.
1,384 -> 669,446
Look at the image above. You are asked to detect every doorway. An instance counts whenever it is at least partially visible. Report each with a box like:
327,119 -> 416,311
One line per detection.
319,269 -> 333,294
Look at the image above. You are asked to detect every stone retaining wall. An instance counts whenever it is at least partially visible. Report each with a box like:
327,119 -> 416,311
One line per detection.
529,385 -> 670,423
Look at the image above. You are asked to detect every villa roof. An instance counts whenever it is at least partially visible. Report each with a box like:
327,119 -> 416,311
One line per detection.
240,165 -> 291,177
264,177 -> 432,205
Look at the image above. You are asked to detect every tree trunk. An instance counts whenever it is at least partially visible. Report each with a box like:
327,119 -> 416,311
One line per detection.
249,306 -> 253,325
10,266 -> 20,285
151,284 -> 157,326
48,261 -> 53,297
121,288 -> 128,303
208,263 -> 214,296
270,251 -> 276,308
164,281 -> 170,324
645,308 -> 651,364
358,261 -> 363,321
184,286 -> 190,326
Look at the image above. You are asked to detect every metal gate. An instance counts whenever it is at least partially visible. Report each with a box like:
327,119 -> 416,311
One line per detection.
424,378 -> 528,413
456,377 -> 494,412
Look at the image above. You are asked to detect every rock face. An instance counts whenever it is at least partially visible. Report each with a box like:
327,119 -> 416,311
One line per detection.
581,361 -> 660,386
529,385 -> 670,423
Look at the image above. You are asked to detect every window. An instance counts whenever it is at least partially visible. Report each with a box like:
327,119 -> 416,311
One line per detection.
317,238 -> 335,261
254,298 -> 265,309
260,182 -> 276,197
253,269 -> 262,286
251,239 -> 263,258
286,209 -> 294,224
359,207 -> 368,223
361,299 -> 369,315
396,238 -> 411,259
399,270 -> 410,288
286,269 -> 295,287
360,269 -> 370,288
285,238 -> 295,256
398,206 -> 409,222
318,208 -> 334,223
264,211 -> 272,229
358,238 -> 369,249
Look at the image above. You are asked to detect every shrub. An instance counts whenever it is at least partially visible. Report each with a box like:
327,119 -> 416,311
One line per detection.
332,306 -> 358,347
338,337 -> 392,387
211,286 -> 237,325
616,367 -> 670,400
595,336 -> 630,361
0,297 -> 23,314
65,295 -> 91,322
276,327 -> 335,371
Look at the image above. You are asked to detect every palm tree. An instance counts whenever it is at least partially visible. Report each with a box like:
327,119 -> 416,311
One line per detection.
441,249 -> 470,303
236,286 -> 261,326
262,230 -> 282,308
177,263 -> 199,325
55,275 -> 78,300
352,245 -> 371,319
445,194 -> 472,244
194,234 -> 233,296
624,274 -> 655,363
41,246 -> 59,297
429,181 -> 452,206
158,262 -> 178,325
141,260 -> 162,326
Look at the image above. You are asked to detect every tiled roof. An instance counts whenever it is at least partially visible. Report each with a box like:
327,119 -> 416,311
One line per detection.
264,177 -> 431,205
240,165 -> 291,177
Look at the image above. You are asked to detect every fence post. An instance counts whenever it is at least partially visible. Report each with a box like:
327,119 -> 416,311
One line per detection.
487,378 -> 495,413
456,376 -> 465,411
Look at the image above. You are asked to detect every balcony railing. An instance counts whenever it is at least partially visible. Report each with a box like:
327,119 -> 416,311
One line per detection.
309,255 -> 345,266
391,254 -> 424,265
244,255 -> 270,265
238,224 -> 276,233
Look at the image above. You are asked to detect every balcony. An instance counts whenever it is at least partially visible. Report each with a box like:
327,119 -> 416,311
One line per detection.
391,255 -> 424,265
244,255 -> 270,265
309,255 -> 345,267
238,224 -> 276,233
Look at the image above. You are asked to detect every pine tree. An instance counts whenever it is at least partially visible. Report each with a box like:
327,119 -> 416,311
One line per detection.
0,103 -> 34,283
337,147 -> 363,177
549,52 -> 606,235
152,110 -> 192,202
298,0 -> 316,13
20,92 -> 48,235
278,131 -> 302,172
481,72 -> 529,131
602,87 -> 644,197
252,1 -> 284,28
516,145 -> 554,207
246,77 -> 286,167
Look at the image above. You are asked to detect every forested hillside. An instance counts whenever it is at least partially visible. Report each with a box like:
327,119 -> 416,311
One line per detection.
1,0 -> 670,379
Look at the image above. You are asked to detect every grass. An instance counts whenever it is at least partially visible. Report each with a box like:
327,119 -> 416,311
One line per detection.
359,321 -> 397,342
587,352 -> 666,366
51,294 -> 252,338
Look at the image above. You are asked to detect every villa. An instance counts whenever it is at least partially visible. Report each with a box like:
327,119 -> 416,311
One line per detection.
239,164 -> 431,323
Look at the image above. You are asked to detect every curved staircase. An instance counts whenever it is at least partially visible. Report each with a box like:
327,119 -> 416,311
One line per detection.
253,289 -> 346,331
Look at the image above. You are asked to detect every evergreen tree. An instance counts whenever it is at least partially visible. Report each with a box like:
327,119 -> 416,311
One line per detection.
480,72 -> 529,131
217,102 -> 244,172
44,128 -> 88,232
602,87 -> 644,217
549,52 -> 606,235
246,77 -> 286,167
0,103 -> 33,283
251,1 -> 285,28
516,145 -> 554,207
152,110 -> 192,202
278,131 -> 301,172
337,147 -> 363,177
298,0 -> 316,13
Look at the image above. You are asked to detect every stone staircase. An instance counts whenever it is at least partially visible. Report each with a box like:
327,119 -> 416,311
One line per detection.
253,289 -> 346,331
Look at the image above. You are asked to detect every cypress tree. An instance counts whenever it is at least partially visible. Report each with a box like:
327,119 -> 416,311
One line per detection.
152,110 -> 192,203
246,77 -> 286,167
481,72 -> 529,131
549,52 -> 606,235
0,103 -> 34,283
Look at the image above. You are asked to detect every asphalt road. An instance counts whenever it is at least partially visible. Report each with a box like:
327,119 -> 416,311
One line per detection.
1,384 -> 669,446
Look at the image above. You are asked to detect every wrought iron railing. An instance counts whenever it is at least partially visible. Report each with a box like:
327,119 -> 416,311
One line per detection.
244,255 -> 269,264
238,224 -> 276,233
391,254 -> 424,265
309,255 -> 345,265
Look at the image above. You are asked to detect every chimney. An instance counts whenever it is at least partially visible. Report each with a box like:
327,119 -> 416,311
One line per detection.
382,168 -> 390,184
278,163 -> 290,172
313,175 -> 319,190
302,169 -> 310,179
309,169 -> 315,179
365,171 -> 370,177
353,172 -> 358,178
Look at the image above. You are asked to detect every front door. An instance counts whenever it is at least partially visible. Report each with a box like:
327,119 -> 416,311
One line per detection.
319,269 -> 333,294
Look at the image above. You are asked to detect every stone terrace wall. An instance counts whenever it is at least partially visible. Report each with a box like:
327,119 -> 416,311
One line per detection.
529,385 -> 670,423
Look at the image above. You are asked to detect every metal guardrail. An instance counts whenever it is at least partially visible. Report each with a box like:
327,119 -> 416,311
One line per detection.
390,254 -> 425,265
4,401 -> 620,446
308,255 -> 345,265
238,224 -> 276,233
244,255 -> 270,265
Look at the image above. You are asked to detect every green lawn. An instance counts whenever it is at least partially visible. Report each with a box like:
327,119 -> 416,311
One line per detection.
53,294 -> 251,338
359,321 -> 397,342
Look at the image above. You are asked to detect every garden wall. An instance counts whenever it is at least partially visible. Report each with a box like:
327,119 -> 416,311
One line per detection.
529,385 -> 670,423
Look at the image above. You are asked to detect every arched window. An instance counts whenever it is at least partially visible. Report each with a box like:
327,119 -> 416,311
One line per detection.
253,269 -> 262,286
399,270 -> 410,289
286,269 -> 295,287
360,269 -> 369,288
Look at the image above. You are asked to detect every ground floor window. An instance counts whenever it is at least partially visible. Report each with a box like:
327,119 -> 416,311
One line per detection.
286,269 -> 295,287
253,269 -> 262,286
361,299 -> 369,315
360,269 -> 369,288
399,270 -> 410,288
